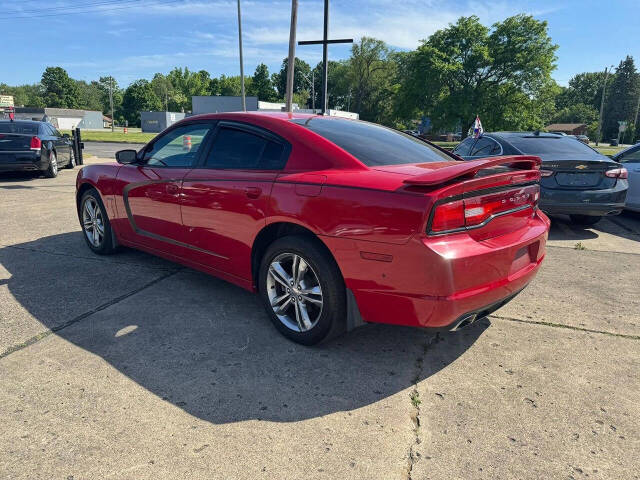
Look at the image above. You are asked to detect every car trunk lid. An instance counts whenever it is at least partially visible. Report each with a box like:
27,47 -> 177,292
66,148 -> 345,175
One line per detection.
539,159 -> 622,190
0,133 -> 35,151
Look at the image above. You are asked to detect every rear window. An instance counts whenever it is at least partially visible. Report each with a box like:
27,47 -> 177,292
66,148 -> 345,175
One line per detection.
292,118 -> 452,166
507,136 -> 600,157
0,122 -> 38,135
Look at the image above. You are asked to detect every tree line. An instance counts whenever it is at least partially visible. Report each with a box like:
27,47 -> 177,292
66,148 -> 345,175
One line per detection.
2,14 -> 639,141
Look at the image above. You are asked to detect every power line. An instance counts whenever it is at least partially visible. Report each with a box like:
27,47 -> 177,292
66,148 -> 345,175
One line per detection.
2,0 -> 144,15
0,0 -> 182,20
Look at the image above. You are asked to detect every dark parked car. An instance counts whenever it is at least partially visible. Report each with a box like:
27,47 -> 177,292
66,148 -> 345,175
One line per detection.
611,143 -> 640,211
0,120 -> 75,177
453,132 -> 628,225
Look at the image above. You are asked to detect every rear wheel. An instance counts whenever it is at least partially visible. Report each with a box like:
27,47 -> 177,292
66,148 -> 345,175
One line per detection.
570,214 -> 602,226
80,189 -> 116,254
66,149 -> 76,169
258,235 -> 346,345
44,151 -> 58,178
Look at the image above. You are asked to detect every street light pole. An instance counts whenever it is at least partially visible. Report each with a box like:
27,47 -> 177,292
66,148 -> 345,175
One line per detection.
237,0 -> 246,111
285,0 -> 298,113
109,77 -> 114,132
596,65 -> 613,146
633,88 -> 640,144
301,71 -> 315,112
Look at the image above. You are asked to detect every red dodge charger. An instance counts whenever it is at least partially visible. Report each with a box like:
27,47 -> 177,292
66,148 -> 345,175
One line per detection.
76,113 -> 549,344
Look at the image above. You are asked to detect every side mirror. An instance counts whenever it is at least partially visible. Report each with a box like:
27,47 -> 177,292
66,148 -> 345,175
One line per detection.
62,133 -> 70,139
116,149 -> 138,164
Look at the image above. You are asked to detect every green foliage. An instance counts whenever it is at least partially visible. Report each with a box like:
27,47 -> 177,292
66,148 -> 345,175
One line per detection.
41,67 -> 79,108
603,56 -> 639,142
396,14 -> 558,136
551,102 -> 598,124
273,57 -> 311,98
122,80 -> 162,126
248,63 -> 277,102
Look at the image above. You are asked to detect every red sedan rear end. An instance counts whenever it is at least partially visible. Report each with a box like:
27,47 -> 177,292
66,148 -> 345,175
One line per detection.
76,113 -> 549,344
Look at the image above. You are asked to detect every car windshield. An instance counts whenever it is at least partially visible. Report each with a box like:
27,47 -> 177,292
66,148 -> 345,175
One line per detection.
507,135 -> 601,157
0,122 -> 39,135
292,117 -> 452,166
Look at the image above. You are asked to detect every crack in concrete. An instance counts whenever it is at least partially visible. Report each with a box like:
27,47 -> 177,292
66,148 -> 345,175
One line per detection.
406,332 -> 441,480
490,314 -> 640,340
2,243 -> 177,271
546,245 -> 640,256
0,269 -> 181,360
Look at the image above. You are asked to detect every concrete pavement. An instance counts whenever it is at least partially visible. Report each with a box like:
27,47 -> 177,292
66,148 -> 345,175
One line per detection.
1,159 -> 639,479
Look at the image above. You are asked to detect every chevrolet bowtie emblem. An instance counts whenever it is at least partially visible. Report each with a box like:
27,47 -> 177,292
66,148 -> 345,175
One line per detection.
575,164 -> 588,170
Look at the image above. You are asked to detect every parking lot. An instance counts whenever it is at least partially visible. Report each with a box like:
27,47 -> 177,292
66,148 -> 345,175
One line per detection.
1,152 -> 639,479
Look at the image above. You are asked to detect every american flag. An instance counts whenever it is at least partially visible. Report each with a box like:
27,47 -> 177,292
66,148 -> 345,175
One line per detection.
472,115 -> 483,138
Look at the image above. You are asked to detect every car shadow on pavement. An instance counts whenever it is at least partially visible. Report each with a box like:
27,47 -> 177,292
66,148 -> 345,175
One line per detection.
548,214 -> 640,243
1,233 -> 486,424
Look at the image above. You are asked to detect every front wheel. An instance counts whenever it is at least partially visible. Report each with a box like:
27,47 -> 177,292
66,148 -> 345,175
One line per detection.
570,214 -> 602,226
258,235 -> 346,345
80,189 -> 117,254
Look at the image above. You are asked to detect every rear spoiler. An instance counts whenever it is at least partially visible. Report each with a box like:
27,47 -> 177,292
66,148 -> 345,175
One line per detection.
403,155 -> 541,186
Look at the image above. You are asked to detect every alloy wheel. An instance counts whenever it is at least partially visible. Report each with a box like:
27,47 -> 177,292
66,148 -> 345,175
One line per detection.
82,197 -> 105,247
50,153 -> 58,175
266,252 -> 324,332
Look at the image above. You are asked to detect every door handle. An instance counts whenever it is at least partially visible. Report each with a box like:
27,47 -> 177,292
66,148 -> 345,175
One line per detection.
166,183 -> 179,195
245,186 -> 262,199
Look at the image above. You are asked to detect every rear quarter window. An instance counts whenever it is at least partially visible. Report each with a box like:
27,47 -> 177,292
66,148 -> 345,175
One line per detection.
292,118 -> 453,166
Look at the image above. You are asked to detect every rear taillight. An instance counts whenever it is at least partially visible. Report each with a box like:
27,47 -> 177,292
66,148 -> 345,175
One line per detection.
430,184 -> 539,234
30,136 -> 42,150
605,168 -> 627,179
539,169 -> 554,177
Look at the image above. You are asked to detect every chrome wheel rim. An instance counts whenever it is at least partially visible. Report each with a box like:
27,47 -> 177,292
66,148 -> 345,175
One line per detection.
70,151 -> 75,166
266,252 -> 323,332
82,197 -> 105,247
50,153 -> 57,174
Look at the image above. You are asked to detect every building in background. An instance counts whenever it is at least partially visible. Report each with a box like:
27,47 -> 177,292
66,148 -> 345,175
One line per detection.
192,96 -> 259,114
13,107 -> 103,130
545,123 -> 588,135
140,111 -> 186,133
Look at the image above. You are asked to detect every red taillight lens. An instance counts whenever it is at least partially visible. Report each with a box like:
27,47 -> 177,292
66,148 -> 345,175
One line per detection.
30,136 -> 42,150
605,168 -> 627,179
429,184 -> 540,234
431,199 -> 465,233
539,169 -> 554,177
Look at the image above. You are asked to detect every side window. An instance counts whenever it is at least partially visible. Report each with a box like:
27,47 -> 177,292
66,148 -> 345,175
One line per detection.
619,148 -> 640,163
453,137 -> 475,156
53,128 -> 63,138
204,126 -> 286,170
144,123 -> 212,167
470,137 -> 501,157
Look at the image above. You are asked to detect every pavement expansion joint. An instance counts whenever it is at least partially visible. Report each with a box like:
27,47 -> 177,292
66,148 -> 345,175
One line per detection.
0,269 -> 181,360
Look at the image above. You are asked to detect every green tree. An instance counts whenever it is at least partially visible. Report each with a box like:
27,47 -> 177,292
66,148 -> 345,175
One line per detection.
75,80 -> 103,111
396,15 -> 558,137
556,71 -> 608,111
41,67 -> 79,108
273,57 -> 311,99
0,83 -> 45,107
310,60 -> 351,111
550,102 -> 598,124
248,63 -> 276,101
121,79 -> 162,126
603,56 -> 639,142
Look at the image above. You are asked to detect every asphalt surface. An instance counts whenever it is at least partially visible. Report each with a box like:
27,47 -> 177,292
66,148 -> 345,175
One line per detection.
83,141 -> 146,160
1,158 -> 639,479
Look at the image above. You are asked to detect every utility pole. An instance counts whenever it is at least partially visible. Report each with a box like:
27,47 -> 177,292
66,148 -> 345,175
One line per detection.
285,0 -> 298,113
301,71 -> 315,112
298,0 -> 352,114
109,77 -> 114,132
596,65 -> 613,146
633,88 -> 640,144
237,0 -> 246,111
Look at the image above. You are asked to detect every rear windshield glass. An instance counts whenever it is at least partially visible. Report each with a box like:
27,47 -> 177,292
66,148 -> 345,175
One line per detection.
0,122 -> 39,135
292,118 -> 452,166
507,136 -> 601,156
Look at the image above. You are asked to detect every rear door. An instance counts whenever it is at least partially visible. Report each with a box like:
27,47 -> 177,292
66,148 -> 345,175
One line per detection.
617,145 -> 640,209
181,121 -> 290,279
116,121 -> 215,250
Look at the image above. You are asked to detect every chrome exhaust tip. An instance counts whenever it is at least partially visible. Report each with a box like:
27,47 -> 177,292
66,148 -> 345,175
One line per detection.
449,313 -> 478,331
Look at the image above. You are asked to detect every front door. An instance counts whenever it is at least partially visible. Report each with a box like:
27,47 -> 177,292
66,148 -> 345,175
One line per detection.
116,121 -> 215,251
181,121 -> 290,279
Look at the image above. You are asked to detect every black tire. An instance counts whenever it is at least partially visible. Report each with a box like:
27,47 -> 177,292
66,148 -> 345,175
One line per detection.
66,149 -> 76,169
79,188 -> 117,255
258,235 -> 346,345
570,214 -> 602,226
43,150 -> 58,178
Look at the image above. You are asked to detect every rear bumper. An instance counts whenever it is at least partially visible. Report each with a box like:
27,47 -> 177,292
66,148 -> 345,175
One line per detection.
322,209 -> 549,329
0,151 -> 46,171
539,182 -> 627,216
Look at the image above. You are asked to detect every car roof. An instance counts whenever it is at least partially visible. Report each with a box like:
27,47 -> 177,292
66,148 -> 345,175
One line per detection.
0,119 -> 43,124
187,111 -> 318,122
488,131 -> 563,139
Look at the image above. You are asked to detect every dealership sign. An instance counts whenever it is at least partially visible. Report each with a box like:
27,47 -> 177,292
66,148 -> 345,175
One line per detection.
0,95 -> 14,108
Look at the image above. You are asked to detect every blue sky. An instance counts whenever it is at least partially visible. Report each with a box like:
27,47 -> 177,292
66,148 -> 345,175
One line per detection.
1,0 -> 638,88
